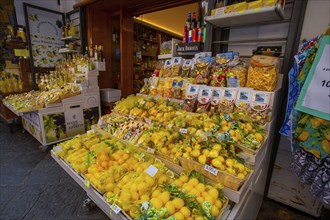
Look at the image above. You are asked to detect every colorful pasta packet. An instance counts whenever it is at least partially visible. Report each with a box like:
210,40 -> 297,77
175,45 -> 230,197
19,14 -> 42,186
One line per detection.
249,90 -> 273,124
181,59 -> 192,77
196,86 -> 213,113
209,87 -> 222,116
183,84 -> 201,112
218,87 -> 238,114
162,59 -> 172,77
233,87 -> 253,121
171,57 -> 183,77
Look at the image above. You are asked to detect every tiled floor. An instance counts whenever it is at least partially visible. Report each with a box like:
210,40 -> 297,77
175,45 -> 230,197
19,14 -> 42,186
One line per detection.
0,120 -> 327,219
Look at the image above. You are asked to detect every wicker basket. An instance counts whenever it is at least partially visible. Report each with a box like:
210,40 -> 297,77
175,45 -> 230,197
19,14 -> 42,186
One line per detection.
179,157 -> 249,190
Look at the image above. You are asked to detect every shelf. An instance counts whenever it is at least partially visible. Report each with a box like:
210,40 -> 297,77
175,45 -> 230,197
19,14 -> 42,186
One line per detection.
213,37 -> 287,45
141,53 -> 157,57
60,36 -> 80,41
139,38 -> 158,44
205,5 -> 285,28
58,48 -> 80,54
158,54 -> 173,59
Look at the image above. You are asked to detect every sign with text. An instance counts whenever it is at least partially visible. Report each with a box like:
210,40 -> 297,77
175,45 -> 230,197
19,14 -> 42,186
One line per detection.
296,35 -> 330,121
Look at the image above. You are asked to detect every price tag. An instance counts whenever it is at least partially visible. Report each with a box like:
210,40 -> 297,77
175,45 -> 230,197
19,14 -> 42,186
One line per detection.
110,204 -> 121,214
141,201 -> 149,210
296,36 -> 330,121
145,165 -> 158,177
129,115 -> 136,120
147,147 -> 155,154
204,165 -> 218,176
84,180 -> 90,188
179,128 -> 188,134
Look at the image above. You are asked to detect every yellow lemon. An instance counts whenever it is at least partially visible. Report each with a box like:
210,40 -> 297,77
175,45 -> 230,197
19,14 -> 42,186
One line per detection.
202,149 -> 210,156
237,173 -> 245,179
183,184 -> 193,193
165,201 -> 176,215
160,191 -> 171,204
215,199 -> 223,209
198,155 -> 207,165
225,158 -> 234,167
172,198 -> 184,210
180,206 -> 191,217
188,178 -> 199,186
173,212 -> 185,220
208,188 -> 219,200
105,183 -> 115,192
211,205 -> 220,217
137,182 -> 149,194
145,175 -> 155,186
189,188 -> 200,197
150,198 -> 163,210
205,195 -> 214,205
196,183 -> 205,193
152,189 -> 162,198
140,195 -> 150,203
196,196 -> 204,203
158,174 -> 169,184
179,175 -> 189,183
173,179 -> 183,188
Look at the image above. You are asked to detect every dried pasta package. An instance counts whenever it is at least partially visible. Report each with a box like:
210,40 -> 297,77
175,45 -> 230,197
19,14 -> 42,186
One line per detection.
156,77 -> 166,96
246,55 -> 280,91
227,53 -> 248,87
181,78 -> 195,100
218,87 -> 238,114
181,59 -> 192,77
162,59 -> 172,77
196,86 -> 213,113
171,78 -> 184,99
183,84 -> 201,112
210,52 -> 233,87
249,90 -> 273,124
233,87 -> 253,121
140,77 -> 152,94
189,58 -> 197,78
163,77 -> 174,98
195,57 -> 212,84
149,77 -> 159,96
171,57 -> 183,77
209,87 -> 222,115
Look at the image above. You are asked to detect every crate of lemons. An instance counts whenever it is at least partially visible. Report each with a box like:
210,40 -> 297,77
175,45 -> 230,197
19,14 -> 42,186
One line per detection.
54,132 -> 228,219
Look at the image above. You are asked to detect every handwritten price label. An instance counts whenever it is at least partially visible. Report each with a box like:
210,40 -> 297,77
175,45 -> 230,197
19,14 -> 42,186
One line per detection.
110,204 -> 121,214
179,128 -> 188,134
204,165 -> 218,176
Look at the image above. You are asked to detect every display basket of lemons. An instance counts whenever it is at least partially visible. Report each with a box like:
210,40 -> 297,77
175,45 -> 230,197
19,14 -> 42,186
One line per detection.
179,156 -> 252,191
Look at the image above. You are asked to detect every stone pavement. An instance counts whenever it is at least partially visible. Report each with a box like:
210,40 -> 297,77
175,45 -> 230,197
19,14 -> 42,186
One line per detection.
0,120 -> 108,220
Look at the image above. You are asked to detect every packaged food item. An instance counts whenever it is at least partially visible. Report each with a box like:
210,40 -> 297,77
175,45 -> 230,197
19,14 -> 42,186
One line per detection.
148,77 -> 159,96
171,57 -> 183,77
183,84 -> 201,112
196,86 -> 213,113
181,59 -> 192,77
163,77 -> 174,98
233,88 -> 253,121
246,47 -> 281,91
189,58 -> 197,78
156,77 -> 166,96
162,59 -> 172,77
227,60 -> 248,87
210,52 -> 234,87
181,78 -> 195,100
171,78 -> 184,99
140,77 -> 151,94
209,87 -> 222,115
195,57 -> 212,84
249,90 -> 272,123
218,88 -> 238,114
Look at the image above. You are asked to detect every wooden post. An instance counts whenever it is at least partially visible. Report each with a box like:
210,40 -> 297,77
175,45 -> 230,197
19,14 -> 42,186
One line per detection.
120,9 -> 133,98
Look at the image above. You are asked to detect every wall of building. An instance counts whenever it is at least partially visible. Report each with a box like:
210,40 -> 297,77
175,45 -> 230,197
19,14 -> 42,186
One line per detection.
14,0 -> 77,26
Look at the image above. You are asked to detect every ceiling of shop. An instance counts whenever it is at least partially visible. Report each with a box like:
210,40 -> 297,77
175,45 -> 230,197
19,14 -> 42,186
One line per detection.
135,3 -> 199,36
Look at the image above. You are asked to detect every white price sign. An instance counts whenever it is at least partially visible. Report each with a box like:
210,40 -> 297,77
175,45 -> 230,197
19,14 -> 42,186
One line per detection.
179,128 -> 188,134
296,36 -> 330,121
204,165 -> 218,176
145,165 -> 158,177
302,45 -> 330,114
110,204 -> 121,214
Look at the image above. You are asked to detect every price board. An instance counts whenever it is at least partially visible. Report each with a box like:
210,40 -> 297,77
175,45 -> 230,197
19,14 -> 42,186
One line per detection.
296,35 -> 330,121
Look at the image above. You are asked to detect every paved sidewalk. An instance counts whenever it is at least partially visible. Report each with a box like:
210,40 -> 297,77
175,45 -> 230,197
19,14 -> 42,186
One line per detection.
0,120 -> 108,220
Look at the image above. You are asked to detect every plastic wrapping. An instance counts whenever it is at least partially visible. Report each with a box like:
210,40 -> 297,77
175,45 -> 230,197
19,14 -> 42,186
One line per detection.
181,59 -> 192,77
227,61 -> 248,87
218,88 -> 238,114
246,55 -> 279,91
183,84 -> 201,112
209,87 -> 222,115
162,59 -> 172,77
171,57 -> 183,77
171,78 -> 183,99
210,53 -> 233,87
233,88 -> 253,121
196,86 -> 213,113
195,57 -> 212,84
249,90 -> 273,124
